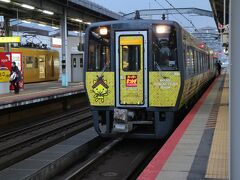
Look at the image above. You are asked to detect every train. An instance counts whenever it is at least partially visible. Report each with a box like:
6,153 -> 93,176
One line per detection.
0,47 -> 60,83
84,17 -> 217,139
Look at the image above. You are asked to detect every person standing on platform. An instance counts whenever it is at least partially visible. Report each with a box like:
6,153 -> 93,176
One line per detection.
10,61 -> 21,94
215,60 -> 222,75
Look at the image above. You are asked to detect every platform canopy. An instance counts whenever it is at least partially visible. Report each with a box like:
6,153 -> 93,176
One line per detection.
0,0 -> 123,32
209,0 -> 229,29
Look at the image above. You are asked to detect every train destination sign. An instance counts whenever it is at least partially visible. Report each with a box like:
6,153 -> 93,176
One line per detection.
0,36 -> 21,43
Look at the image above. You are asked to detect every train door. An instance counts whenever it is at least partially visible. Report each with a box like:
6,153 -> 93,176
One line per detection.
39,55 -> 46,79
71,53 -> 84,82
115,31 -> 148,107
50,55 -> 54,78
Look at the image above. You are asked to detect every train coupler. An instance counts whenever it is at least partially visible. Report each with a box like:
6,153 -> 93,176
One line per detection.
113,108 -> 134,133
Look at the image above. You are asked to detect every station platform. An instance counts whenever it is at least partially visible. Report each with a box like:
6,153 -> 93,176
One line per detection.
138,73 -> 229,180
0,81 -> 85,110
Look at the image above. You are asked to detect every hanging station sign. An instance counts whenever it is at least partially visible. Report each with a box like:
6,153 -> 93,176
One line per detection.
0,36 -> 21,43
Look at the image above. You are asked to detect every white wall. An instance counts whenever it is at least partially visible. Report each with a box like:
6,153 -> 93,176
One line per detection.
12,32 -> 83,83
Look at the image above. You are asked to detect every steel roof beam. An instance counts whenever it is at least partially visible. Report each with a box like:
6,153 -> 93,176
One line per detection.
124,8 -> 213,19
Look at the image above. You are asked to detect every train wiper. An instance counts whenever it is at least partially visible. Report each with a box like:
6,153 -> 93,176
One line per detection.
154,61 -> 168,79
99,61 -> 110,78
154,61 -> 162,71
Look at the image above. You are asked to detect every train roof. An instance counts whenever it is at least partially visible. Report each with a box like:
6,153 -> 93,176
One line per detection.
87,19 -> 181,30
87,19 -> 212,51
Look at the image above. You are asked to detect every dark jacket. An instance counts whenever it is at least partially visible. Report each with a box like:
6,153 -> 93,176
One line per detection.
12,66 -> 21,82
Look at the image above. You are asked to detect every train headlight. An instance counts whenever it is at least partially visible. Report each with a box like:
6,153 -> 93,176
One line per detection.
156,25 -> 170,34
99,27 -> 108,35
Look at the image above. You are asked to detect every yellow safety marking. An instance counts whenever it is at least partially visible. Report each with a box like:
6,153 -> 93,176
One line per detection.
205,74 -> 229,179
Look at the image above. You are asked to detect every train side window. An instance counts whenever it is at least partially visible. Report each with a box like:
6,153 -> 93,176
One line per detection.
203,54 -> 206,71
199,53 -> 203,72
80,56 -> 83,68
34,57 -> 38,68
122,45 -> 140,71
73,58 -> 76,68
26,56 -> 33,68
152,25 -> 178,71
87,26 -> 111,72
208,55 -> 210,69
194,50 -> 198,74
190,48 -> 195,74
186,47 -> 194,76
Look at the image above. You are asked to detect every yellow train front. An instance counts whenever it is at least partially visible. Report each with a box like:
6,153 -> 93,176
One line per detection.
84,19 -> 216,139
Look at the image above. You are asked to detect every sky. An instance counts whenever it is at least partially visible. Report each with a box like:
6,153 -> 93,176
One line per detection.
89,0 -> 216,30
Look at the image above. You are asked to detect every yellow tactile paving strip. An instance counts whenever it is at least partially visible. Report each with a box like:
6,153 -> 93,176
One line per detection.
205,74 -> 229,179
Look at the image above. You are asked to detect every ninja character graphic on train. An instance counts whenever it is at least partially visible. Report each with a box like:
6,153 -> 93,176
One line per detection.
92,76 -> 109,102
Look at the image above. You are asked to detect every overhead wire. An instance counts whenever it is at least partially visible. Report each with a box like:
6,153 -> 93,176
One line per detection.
153,0 -> 185,26
161,0 -> 199,32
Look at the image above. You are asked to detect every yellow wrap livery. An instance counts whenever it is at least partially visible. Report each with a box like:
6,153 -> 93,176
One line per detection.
86,72 -> 115,106
149,71 -> 181,107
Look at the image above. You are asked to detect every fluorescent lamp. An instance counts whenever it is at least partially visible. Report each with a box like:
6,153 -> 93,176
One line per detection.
21,4 -> 35,10
72,18 -> 83,23
52,26 -> 58,29
85,22 -> 91,25
22,20 -> 31,24
74,31 -> 79,34
38,24 -> 46,27
43,10 -> 54,15
0,0 -> 11,3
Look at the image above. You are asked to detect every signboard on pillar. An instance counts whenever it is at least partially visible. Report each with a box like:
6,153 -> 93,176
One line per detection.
0,36 -> 21,43
0,52 -> 24,91
52,37 -> 62,48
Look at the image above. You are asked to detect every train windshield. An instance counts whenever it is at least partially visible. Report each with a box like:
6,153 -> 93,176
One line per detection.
87,26 -> 111,71
152,25 -> 178,71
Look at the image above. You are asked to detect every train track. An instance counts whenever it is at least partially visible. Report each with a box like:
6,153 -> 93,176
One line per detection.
54,137 -> 163,180
0,107 -> 92,171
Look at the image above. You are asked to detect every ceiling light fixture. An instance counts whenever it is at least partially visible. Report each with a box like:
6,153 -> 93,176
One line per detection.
0,0 -> 11,3
22,20 -> 31,24
21,4 -> 35,10
43,10 -> 54,15
52,26 -> 59,29
72,18 -> 83,23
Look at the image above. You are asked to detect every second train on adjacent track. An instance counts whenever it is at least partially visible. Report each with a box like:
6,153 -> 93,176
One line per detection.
84,18 -> 217,139
0,47 -> 59,83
